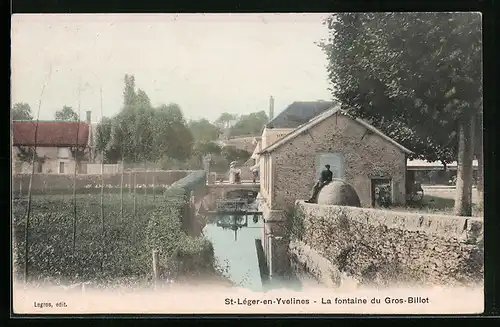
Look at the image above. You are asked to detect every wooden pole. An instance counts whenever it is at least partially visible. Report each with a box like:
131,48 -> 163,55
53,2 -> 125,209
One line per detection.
133,172 -> 137,217
144,165 -> 148,197
25,65 -> 52,284
100,85 -> 105,273
152,167 -> 156,203
72,84 -> 82,256
129,171 -> 132,194
152,249 -> 159,288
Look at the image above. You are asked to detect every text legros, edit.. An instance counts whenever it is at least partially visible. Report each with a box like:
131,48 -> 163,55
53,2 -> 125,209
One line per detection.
225,298 -> 310,306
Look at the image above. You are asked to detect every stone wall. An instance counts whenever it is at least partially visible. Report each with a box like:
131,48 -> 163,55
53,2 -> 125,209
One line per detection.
12,170 -> 193,195
290,201 -> 484,288
271,113 -> 407,210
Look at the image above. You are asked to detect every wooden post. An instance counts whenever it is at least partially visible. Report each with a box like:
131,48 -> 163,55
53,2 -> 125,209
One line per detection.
152,249 -> 159,288
129,171 -> 132,194
152,167 -> 156,203
133,172 -> 137,217
144,166 -> 148,196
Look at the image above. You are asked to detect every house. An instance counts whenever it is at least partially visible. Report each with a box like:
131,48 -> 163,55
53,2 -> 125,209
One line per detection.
257,103 -> 413,216
261,100 -> 336,149
12,118 -> 91,174
251,100 -> 336,172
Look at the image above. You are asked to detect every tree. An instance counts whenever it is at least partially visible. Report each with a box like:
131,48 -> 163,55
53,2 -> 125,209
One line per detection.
215,112 -> 239,139
153,104 -> 193,161
229,111 -> 269,137
215,112 -> 239,129
123,74 -> 136,108
221,146 -> 251,165
12,102 -> 33,121
188,119 -> 221,142
96,74 -> 195,165
55,105 -> 79,121
321,13 -> 482,216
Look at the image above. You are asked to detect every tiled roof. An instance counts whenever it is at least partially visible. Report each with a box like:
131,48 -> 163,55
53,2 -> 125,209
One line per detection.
12,121 -> 90,147
266,100 -> 337,129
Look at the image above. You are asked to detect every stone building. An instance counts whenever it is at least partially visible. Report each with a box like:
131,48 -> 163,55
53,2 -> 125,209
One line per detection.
257,103 -> 413,218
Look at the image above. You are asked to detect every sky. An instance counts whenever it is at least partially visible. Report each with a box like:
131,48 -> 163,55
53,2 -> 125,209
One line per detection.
11,13 -> 333,123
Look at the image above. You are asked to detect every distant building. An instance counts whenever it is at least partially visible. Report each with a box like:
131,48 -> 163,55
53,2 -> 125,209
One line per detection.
256,103 -> 413,217
12,119 -> 92,174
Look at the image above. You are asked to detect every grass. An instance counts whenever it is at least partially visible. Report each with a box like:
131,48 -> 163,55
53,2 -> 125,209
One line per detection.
388,187 -> 483,217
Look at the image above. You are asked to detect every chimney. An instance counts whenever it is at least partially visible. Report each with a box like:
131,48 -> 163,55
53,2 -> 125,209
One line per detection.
269,96 -> 275,121
86,111 -> 92,124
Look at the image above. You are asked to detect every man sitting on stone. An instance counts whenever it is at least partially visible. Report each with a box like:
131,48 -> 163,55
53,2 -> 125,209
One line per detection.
305,164 -> 333,203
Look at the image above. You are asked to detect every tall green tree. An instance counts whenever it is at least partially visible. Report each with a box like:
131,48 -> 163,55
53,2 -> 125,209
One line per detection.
96,74 -> 194,165
215,112 -> 239,129
55,105 -> 79,121
321,12 -> 482,216
229,111 -> 268,137
154,103 -> 193,161
12,102 -> 33,121
188,119 -> 221,142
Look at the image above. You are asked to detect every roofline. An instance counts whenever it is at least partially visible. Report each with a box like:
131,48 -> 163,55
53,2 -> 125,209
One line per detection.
258,106 -> 413,155
265,100 -> 336,128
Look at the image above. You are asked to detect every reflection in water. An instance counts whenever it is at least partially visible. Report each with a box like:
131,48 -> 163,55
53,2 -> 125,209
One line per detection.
203,213 -> 307,292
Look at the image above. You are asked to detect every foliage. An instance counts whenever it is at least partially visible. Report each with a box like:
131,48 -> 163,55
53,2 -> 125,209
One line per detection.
55,105 -> 79,121
15,146 -> 46,164
153,104 -> 193,162
229,111 -> 269,137
215,112 -> 239,129
320,12 -> 482,164
12,102 -> 33,121
13,182 -> 214,284
96,74 -> 194,164
188,119 -> 221,142
221,146 -> 252,165
321,12 -> 482,216
13,194 -> 159,281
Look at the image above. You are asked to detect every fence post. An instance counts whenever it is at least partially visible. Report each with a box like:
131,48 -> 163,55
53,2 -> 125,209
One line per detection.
152,168 -> 156,203
129,171 -> 132,194
152,249 -> 159,289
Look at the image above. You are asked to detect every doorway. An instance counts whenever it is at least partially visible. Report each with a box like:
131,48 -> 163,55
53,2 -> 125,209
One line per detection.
371,178 -> 393,207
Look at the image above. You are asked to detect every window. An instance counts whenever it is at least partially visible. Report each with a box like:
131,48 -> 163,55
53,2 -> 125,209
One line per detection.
59,162 -> 65,174
317,152 -> 345,180
37,162 -> 43,173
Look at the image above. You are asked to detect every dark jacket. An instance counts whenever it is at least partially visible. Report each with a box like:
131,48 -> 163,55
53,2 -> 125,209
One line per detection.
320,169 -> 333,184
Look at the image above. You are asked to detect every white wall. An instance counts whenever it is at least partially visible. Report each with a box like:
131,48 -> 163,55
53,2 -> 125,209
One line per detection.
261,127 -> 294,149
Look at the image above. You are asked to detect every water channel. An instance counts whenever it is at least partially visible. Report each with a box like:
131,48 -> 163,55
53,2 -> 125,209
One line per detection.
202,201 -> 320,292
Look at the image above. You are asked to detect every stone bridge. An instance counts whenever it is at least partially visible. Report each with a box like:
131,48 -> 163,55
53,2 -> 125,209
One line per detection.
206,180 -> 260,198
